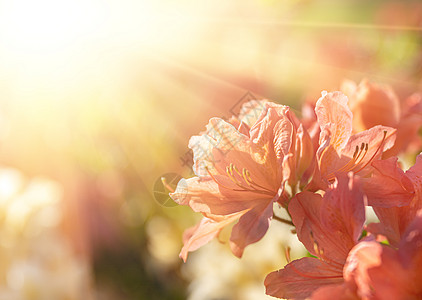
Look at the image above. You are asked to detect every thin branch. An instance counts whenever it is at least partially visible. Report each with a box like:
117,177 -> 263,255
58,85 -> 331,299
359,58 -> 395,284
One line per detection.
272,214 -> 294,226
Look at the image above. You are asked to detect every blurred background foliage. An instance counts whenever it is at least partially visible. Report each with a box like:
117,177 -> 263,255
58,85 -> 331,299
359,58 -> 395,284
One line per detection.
0,0 -> 421,299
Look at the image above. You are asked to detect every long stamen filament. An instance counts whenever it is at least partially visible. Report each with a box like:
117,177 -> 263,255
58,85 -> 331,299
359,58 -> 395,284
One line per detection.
232,164 -> 243,178
326,131 -> 385,181
326,145 -> 361,181
285,246 -> 291,263
353,131 -> 387,173
208,163 -> 277,196
226,166 -> 241,185
206,166 -> 234,190
242,168 -> 252,186
351,143 -> 368,168
245,169 -> 275,193
333,145 -> 360,174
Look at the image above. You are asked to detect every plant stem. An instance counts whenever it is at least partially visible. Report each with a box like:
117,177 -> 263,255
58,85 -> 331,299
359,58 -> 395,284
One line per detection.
272,214 -> 294,226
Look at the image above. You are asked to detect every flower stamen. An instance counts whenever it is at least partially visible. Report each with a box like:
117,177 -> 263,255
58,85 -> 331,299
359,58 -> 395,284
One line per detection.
221,163 -> 276,196
326,131 -> 387,181
205,166 -> 234,190
353,130 -> 387,173
285,246 -> 291,263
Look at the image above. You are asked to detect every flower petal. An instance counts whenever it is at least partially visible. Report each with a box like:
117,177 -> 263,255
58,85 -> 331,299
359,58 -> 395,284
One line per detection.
170,177 -> 262,215
364,157 -> 414,208
189,118 -> 250,177
398,209 -> 422,271
179,214 -> 243,262
237,100 -> 268,127
264,257 -> 343,300
370,154 -> 422,246
384,114 -> 422,157
340,125 -> 396,174
229,199 -> 274,257
249,103 -> 293,167
344,240 -> 408,300
343,79 -> 401,132
320,174 -> 366,247
311,283 -> 359,300
290,175 -> 365,264
315,91 -> 352,152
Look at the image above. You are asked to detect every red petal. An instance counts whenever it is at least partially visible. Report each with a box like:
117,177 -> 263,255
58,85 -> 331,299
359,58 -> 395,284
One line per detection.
320,174 -> 366,248
311,283 -> 359,300
290,176 -> 365,265
229,199 -> 273,257
265,257 -> 343,299
364,157 -> 414,208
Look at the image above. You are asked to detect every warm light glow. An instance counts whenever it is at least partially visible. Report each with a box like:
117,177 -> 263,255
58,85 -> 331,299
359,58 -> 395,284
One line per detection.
0,0 -> 193,103
0,0 -> 105,54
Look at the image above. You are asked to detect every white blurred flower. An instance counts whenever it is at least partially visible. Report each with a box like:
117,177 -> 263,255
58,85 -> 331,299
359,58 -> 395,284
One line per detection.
0,168 -> 93,300
182,220 -> 306,300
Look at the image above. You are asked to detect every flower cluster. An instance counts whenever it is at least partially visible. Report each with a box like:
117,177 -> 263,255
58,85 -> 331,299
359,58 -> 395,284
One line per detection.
171,79 -> 422,299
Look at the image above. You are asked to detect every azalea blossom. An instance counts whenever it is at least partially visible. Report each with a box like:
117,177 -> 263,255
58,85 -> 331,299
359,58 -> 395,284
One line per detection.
340,79 -> 401,133
341,79 -> 422,157
265,174 -> 365,299
344,210 -> 422,299
171,101 -> 310,260
309,91 -> 396,190
364,154 -> 422,246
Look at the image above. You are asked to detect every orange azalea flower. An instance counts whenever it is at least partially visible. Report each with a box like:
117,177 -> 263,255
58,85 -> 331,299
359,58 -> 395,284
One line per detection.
344,210 -> 422,299
341,79 -> 422,157
364,154 -> 422,247
341,79 -> 401,133
171,101 -> 310,260
310,91 -> 396,189
265,174 -> 365,299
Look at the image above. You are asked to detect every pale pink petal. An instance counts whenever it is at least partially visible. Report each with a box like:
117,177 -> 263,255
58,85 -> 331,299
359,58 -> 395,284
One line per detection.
249,104 -> 293,170
273,109 -> 294,163
189,118 -> 251,177
211,147 -> 280,192
237,121 -> 250,136
264,257 -> 343,300
295,123 -> 315,184
237,100 -> 268,127
315,91 -> 352,152
229,199 -> 274,257
179,213 -> 243,262
170,177 -> 262,215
